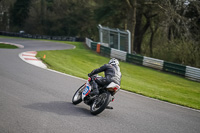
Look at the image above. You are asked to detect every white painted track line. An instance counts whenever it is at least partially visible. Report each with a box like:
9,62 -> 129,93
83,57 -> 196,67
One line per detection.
18,51 -> 200,113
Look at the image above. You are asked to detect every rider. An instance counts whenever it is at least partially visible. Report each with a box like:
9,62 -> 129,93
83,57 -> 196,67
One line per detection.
88,58 -> 121,96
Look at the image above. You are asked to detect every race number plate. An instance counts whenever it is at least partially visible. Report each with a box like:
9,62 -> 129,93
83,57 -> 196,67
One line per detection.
83,86 -> 90,95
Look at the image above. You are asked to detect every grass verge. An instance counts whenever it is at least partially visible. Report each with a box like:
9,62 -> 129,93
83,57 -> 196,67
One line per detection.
0,43 -> 18,49
36,41 -> 200,110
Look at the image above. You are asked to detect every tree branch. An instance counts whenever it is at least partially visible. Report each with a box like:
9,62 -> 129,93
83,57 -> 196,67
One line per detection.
125,0 -> 136,8
125,0 -> 132,8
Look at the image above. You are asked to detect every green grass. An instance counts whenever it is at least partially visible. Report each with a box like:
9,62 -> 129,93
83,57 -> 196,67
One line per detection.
36,41 -> 200,110
0,43 -> 18,49
1,35 -> 199,109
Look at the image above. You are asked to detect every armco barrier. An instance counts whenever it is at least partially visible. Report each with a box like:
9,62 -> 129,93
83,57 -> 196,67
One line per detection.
86,38 -> 92,48
163,61 -> 186,76
100,45 -> 111,57
89,40 -> 111,57
85,38 -> 200,82
186,66 -> 200,82
143,57 -> 164,70
0,31 -> 84,42
111,48 -> 127,61
126,53 -> 144,65
91,42 -> 98,51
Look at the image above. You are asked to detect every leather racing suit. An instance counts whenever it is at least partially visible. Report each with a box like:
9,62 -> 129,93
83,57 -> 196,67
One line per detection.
88,64 -> 121,95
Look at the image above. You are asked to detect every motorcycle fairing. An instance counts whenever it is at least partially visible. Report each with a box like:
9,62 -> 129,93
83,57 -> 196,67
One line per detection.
82,81 -> 92,100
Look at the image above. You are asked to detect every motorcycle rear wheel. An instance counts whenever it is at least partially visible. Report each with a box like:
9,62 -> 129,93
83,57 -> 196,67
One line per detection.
72,84 -> 84,105
90,91 -> 111,115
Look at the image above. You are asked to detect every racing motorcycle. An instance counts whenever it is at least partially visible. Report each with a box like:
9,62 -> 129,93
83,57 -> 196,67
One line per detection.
72,75 -> 120,115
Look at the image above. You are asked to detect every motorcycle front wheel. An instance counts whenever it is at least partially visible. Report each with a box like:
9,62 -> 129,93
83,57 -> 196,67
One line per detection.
72,84 -> 85,105
90,91 -> 111,115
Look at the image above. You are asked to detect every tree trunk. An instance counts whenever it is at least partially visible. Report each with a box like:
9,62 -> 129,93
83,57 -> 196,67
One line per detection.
134,12 -> 151,54
149,31 -> 154,56
149,20 -> 158,57
133,10 -> 142,54
125,0 -> 137,54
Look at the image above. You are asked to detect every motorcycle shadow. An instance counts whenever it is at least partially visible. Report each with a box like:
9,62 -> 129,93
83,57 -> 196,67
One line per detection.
23,101 -> 94,117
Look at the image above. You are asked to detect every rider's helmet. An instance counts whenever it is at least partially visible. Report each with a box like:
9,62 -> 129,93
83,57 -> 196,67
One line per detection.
109,58 -> 119,66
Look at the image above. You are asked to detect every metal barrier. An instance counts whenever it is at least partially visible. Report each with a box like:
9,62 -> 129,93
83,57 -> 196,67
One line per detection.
163,62 -> 186,76
126,53 -> 144,65
186,66 -> 200,82
100,45 -> 111,57
111,48 -> 127,61
85,38 -> 92,48
0,31 -> 84,42
91,42 -> 97,51
85,38 -> 200,82
143,57 -> 164,70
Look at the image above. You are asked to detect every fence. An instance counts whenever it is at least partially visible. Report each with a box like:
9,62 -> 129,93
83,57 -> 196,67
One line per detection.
143,57 -> 164,70
111,48 -> 127,61
186,66 -> 200,82
126,53 -> 144,65
98,24 -> 131,53
0,31 -> 84,42
85,38 -> 200,82
163,62 -> 186,76
100,45 -> 111,57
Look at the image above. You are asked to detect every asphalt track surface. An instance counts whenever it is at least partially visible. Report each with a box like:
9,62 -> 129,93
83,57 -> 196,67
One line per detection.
0,37 -> 200,133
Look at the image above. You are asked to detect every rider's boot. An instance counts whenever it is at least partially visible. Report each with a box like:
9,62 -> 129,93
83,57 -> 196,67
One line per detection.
89,88 -> 99,96
89,82 -> 99,96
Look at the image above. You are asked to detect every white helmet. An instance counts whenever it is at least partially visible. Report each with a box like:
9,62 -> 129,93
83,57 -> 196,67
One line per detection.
109,58 -> 119,66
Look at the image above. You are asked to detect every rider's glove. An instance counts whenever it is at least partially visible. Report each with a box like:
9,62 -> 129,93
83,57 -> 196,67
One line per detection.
88,73 -> 92,77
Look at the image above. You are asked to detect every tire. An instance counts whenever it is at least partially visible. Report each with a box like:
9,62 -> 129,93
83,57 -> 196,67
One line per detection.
72,84 -> 85,105
90,91 -> 111,115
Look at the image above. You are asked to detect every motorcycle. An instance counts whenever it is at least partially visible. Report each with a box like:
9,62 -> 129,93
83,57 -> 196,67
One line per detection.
72,75 -> 120,115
